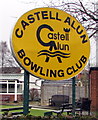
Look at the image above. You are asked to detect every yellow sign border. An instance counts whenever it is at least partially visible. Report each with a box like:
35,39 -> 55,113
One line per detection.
11,7 -> 90,80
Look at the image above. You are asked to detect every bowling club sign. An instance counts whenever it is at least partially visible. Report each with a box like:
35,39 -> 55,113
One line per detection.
11,7 -> 90,80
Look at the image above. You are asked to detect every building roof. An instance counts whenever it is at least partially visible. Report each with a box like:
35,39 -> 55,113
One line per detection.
42,79 -> 73,85
0,67 -> 21,74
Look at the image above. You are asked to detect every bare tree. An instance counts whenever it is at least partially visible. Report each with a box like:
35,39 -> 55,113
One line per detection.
44,0 -> 98,39
44,0 -> 97,98
29,88 -> 40,101
17,0 -> 98,39
0,41 -> 19,67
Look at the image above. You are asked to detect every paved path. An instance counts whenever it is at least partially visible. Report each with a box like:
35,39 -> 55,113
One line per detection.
31,105 -> 56,111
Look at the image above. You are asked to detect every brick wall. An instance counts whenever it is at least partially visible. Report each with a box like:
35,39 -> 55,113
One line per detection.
0,94 -> 23,102
90,67 -> 98,111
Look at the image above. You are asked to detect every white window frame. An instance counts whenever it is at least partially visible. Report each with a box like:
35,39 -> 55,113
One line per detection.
0,79 -> 23,95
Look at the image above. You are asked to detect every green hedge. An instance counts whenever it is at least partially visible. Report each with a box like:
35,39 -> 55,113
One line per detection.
1,115 -> 98,120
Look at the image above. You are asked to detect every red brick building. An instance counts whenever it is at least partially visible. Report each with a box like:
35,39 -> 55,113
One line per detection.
90,67 -> 98,112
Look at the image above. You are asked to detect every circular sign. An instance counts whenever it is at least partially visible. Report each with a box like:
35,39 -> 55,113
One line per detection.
11,7 -> 90,80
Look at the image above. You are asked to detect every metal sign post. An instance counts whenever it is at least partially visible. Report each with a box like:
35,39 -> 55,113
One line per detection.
72,77 -> 76,116
23,70 -> 29,115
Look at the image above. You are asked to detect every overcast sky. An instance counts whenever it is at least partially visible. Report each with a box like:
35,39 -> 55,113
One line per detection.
0,0 -> 49,45
0,0 -> 97,66
0,0 -> 96,44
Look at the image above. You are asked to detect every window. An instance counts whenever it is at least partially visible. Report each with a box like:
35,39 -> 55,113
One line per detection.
0,80 -> 23,94
17,84 -> 22,93
8,84 -> 15,93
0,84 -> 7,93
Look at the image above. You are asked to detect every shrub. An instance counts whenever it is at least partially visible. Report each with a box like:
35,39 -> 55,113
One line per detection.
1,115 -> 98,120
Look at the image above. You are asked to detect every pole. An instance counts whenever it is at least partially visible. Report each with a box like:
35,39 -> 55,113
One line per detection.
23,70 -> 30,115
14,80 -> 17,102
72,77 -> 76,116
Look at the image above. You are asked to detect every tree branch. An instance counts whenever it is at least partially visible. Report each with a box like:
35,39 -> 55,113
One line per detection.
79,0 -> 98,22
89,30 -> 98,38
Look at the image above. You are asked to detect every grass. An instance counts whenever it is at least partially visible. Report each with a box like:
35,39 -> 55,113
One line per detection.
0,105 -> 21,108
1,105 -> 67,116
0,105 -> 53,116
30,109 -> 53,116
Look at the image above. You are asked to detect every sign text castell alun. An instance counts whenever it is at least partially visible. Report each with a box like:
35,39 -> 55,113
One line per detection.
11,8 -> 90,80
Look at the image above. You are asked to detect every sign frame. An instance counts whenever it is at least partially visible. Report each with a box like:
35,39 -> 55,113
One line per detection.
11,7 -> 90,80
